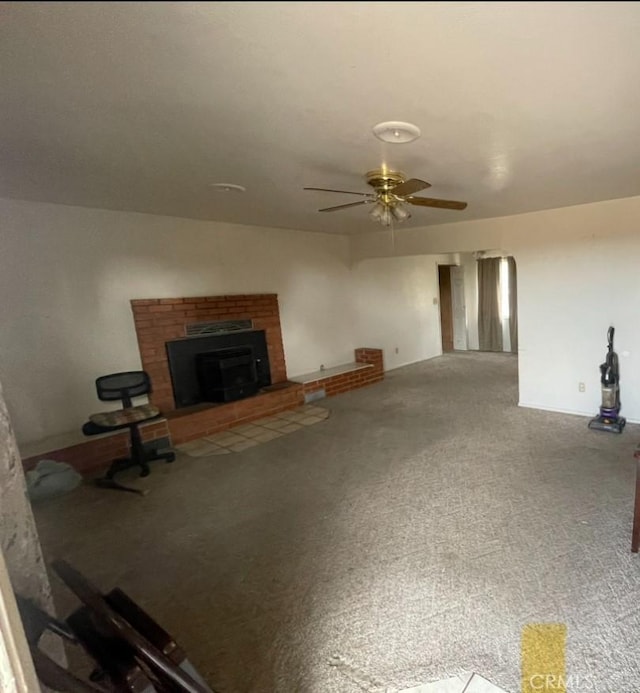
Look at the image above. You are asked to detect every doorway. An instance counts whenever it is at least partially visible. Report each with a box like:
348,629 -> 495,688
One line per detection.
438,265 -> 467,352
476,255 -> 518,353
438,265 -> 454,352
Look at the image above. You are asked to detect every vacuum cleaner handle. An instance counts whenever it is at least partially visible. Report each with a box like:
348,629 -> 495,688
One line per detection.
608,326 -> 615,348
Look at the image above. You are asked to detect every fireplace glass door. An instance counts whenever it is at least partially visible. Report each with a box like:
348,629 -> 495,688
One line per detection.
196,346 -> 259,403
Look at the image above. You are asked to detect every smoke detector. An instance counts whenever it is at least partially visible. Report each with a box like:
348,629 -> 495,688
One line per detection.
210,183 -> 246,193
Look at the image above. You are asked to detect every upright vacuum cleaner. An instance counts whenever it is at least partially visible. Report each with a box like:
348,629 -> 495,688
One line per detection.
588,326 -> 626,434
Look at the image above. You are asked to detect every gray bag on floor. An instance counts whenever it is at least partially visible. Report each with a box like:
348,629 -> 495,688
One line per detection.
26,459 -> 82,501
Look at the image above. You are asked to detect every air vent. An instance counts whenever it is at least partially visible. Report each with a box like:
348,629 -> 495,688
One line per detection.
304,389 -> 326,403
186,319 -> 253,337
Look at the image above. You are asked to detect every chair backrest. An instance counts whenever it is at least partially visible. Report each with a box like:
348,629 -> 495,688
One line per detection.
95,371 -> 151,409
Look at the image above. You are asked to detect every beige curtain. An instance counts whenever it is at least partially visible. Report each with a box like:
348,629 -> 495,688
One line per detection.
478,257 -> 503,352
507,256 -> 518,353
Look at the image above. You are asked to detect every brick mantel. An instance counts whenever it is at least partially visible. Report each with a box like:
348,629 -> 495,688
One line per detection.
131,294 -> 287,413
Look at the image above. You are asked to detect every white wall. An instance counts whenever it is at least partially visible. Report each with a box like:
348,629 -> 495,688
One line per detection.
515,231 -> 640,420
0,198 -> 354,444
351,254 -> 456,371
351,195 -> 640,423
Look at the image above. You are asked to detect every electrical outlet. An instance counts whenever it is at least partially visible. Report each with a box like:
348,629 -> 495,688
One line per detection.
578,382 -> 585,393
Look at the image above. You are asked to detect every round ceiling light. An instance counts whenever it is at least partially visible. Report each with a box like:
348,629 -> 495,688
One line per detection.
210,183 -> 246,193
372,121 -> 421,144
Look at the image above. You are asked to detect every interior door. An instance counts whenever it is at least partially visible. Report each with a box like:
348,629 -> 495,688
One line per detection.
438,265 -> 454,352
450,265 -> 468,350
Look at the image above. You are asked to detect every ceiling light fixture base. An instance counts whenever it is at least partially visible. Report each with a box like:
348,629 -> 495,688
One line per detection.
372,121 -> 421,144
366,169 -> 406,190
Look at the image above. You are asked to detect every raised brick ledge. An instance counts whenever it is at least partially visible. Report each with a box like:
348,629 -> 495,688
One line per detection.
290,362 -> 373,384
299,347 -> 384,400
20,418 -> 170,475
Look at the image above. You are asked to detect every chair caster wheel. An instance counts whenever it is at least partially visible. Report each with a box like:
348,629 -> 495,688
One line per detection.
90,668 -> 107,683
140,467 -> 150,478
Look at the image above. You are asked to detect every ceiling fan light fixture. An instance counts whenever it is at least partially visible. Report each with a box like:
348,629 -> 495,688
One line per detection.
380,206 -> 393,227
391,203 -> 411,223
372,121 -> 421,144
369,202 -> 385,222
370,201 -> 411,227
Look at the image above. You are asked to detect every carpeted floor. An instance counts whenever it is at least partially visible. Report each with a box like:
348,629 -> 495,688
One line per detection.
32,353 -> 640,692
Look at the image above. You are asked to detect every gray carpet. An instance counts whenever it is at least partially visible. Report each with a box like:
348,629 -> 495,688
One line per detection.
32,353 -> 640,692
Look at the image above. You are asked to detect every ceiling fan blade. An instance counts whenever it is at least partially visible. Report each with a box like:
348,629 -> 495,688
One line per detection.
391,178 -> 431,197
407,196 -> 468,210
318,200 -> 375,213
304,187 -> 373,197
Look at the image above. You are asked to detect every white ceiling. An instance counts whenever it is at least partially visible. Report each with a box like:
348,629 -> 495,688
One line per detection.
2,2 -> 640,235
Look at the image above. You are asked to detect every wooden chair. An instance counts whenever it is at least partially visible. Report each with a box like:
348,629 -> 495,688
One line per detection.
17,560 -> 216,692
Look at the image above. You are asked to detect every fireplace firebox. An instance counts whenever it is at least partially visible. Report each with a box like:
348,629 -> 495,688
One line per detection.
196,346 -> 258,403
166,329 -> 271,408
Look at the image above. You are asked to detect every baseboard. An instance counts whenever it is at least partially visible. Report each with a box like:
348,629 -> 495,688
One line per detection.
304,389 -> 326,403
385,354 -> 440,372
518,401 -> 640,425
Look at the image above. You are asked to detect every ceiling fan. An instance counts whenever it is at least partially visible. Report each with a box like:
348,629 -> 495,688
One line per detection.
304,169 -> 467,226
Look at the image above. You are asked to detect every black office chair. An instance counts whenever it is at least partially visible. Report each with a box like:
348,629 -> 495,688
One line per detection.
83,371 -> 175,494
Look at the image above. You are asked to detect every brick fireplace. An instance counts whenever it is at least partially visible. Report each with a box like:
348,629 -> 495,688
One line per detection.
131,294 -> 288,413
130,294 -> 303,444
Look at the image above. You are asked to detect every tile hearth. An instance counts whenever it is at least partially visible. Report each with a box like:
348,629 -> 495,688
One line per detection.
399,672 -> 508,692
174,404 -> 329,456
